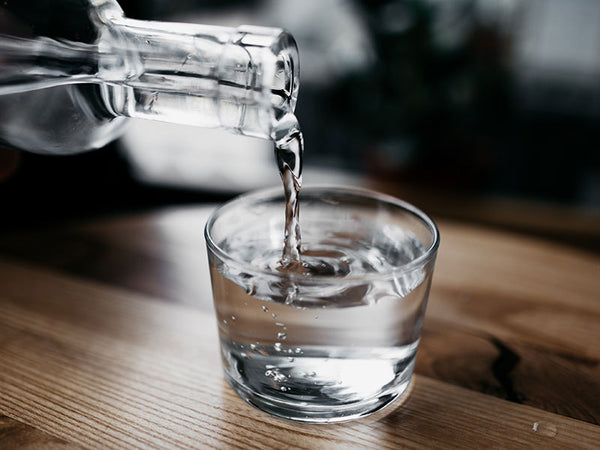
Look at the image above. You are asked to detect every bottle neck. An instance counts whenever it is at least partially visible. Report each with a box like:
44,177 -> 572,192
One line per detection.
100,18 -> 299,139
0,0 -> 121,95
0,36 -> 103,94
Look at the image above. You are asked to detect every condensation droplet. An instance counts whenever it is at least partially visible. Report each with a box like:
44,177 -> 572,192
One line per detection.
274,342 -> 283,351
231,315 -> 236,321
275,322 -> 286,327
532,422 -> 558,437
222,319 -> 228,325
272,313 -> 278,319
246,284 -> 255,295
280,386 -> 289,392
241,352 -> 248,359
294,347 -> 302,354
250,343 -> 256,350
262,306 -> 269,312
277,332 -> 287,340
288,357 -> 295,362
314,315 -> 319,320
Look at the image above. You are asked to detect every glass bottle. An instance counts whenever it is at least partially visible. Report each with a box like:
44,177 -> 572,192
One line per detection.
0,0 -> 299,153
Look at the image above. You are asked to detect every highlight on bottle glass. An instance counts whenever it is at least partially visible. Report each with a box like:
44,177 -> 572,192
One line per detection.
205,186 -> 439,423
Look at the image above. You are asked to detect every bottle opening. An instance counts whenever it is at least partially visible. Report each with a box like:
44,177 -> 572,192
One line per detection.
217,26 -> 300,137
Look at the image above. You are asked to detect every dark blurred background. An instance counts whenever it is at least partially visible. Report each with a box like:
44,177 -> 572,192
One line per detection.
1,0 -> 599,251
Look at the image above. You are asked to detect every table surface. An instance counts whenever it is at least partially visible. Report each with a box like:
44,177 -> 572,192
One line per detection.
0,205 -> 599,449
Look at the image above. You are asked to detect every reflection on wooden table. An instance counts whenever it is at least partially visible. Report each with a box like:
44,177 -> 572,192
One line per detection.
0,204 -> 598,448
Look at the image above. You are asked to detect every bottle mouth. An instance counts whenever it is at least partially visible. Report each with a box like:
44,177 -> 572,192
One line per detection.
230,26 -> 299,118
215,25 -> 300,138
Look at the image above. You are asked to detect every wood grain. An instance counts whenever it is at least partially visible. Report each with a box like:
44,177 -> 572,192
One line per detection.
417,320 -> 600,424
0,415 -> 80,449
0,208 -> 215,310
430,222 -> 600,360
369,179 -> 600,252
0,207 -> 599,427
0,258 -> 598,449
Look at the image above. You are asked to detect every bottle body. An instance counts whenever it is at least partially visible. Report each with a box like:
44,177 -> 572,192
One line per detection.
0,0 -> 299,153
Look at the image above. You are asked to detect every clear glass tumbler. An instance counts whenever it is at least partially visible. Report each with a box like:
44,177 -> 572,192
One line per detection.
205,186 -> 439,423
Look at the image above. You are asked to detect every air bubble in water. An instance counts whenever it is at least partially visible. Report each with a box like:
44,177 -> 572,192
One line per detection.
284,286 -> 299,305
273,373 -> 287,382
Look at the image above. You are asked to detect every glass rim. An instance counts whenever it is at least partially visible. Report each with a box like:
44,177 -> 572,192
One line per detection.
204,185 -> 440,283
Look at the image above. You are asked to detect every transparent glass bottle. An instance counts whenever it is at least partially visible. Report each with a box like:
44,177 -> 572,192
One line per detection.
0,0 -> 299,153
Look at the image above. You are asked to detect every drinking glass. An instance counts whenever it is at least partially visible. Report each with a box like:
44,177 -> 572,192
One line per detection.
205,186 -> 439,423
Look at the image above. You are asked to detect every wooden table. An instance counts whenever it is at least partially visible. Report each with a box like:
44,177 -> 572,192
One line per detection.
0,205 -> 598,448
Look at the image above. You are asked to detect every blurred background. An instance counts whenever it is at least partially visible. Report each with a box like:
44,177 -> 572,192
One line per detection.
1,0 -> 599,251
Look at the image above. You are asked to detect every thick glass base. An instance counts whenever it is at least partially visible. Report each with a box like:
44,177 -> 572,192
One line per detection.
225,371 -> 412,424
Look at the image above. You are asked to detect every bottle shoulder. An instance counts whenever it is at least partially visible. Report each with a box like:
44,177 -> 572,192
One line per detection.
1,0 -> 121,43
0,84 -> 127,154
